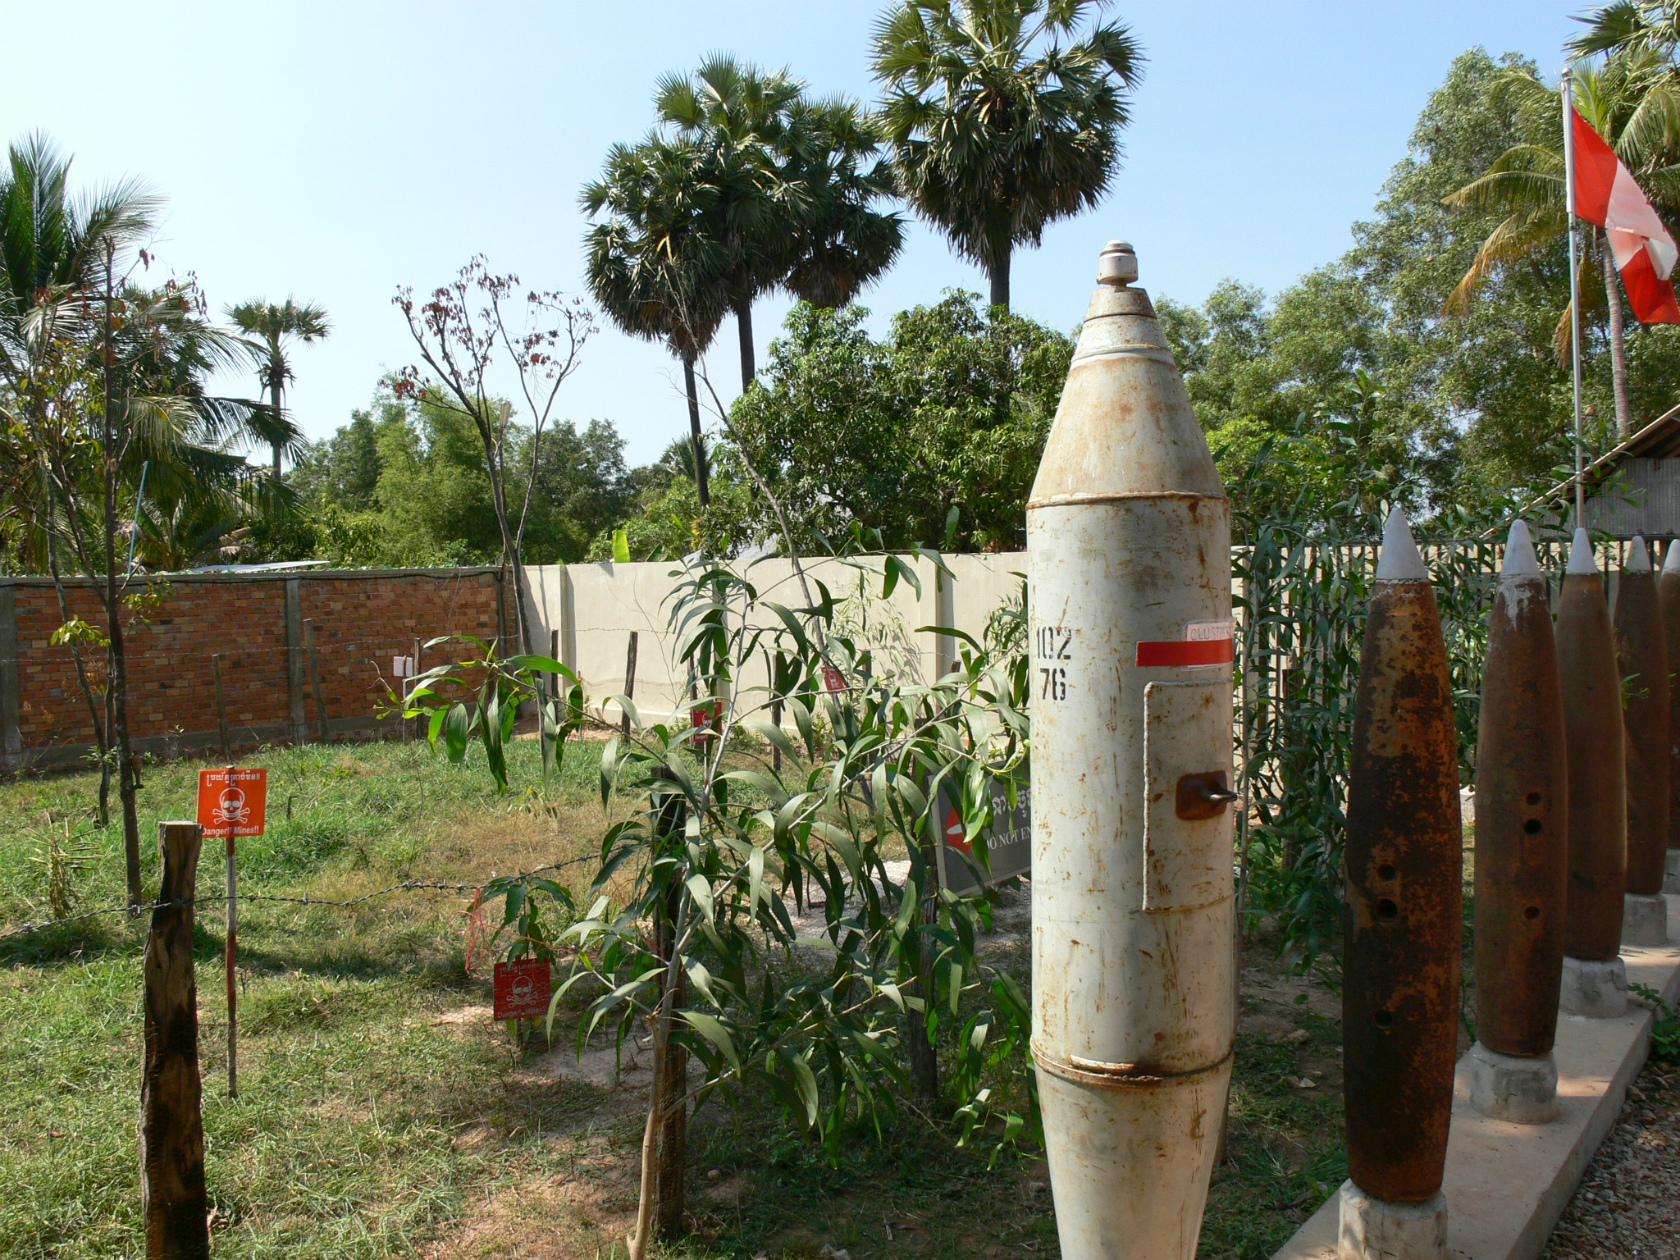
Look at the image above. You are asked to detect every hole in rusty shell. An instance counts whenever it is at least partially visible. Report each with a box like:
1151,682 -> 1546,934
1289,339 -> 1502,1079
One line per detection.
1374,1009 -> 1394,1029
1524,905 -> 1541,921
1376,898 -> 1399,920
1526,792 -> 1542,806
1376,863 -> 1397,881
1524,819 -> 1542,835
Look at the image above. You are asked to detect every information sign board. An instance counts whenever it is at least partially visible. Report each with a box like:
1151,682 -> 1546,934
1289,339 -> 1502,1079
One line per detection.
932,772 -> 1031,895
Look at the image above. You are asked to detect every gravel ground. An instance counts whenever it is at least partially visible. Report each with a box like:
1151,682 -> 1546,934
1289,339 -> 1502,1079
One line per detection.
1541,1057 -> 1680,1259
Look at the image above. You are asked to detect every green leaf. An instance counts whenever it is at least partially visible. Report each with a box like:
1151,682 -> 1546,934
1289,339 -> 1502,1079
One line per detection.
784,1051 -> 820,1127
613,528 -> 632,564
685,873 -> 715,922
682,1014 -> 742,1075
443,703 -> 470,763
743,719 -> 798,765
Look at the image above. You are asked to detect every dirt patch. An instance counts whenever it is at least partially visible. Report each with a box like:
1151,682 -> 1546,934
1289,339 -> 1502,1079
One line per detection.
520,1040 -> 652,1093
422,1132 -> 639,1260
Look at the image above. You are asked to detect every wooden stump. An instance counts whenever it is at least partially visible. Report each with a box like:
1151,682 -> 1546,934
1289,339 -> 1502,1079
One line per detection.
139,820 -> 210,1259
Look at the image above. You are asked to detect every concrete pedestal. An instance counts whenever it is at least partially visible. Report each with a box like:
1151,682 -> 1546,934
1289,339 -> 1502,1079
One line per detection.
1558,956 -> 1627,1019
1336,1181 -> 1447,1260
1465,1043 -> 1557,1125
1664,849 -> 1680,896
1623,893 -> 1670,947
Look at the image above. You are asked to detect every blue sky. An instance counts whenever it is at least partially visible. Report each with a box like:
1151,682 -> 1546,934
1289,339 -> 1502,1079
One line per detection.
1,1 -> 1580,465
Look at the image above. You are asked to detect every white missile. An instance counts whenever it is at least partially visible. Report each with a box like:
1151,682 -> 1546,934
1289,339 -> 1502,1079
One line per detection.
1028,241 -> 1235,1260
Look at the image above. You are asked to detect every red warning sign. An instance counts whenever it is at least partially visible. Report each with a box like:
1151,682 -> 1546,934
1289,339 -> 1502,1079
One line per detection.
196,768 -> 268,838
821,664 -> 847,693
943,806 -> 972,853
493,957 -> 552,1021
690,698 -> 725,744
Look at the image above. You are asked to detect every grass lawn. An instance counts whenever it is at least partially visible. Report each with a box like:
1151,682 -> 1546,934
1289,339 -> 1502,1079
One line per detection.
0,739 -> 1346,1259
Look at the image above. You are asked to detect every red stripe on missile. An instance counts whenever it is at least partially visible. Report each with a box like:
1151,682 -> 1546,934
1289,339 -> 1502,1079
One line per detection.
1135,638 -> 1233,667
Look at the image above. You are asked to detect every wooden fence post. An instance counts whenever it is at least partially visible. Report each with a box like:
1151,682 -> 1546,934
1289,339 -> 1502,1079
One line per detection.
212,655 -> 232,761
139,820 -> 210,1260
623,631 -> 639,735
411,637 -> 424,741
304,620 -> 329,744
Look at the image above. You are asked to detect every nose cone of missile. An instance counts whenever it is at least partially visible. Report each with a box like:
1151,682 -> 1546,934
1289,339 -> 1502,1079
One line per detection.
1616,535 -> 1670,895
1375,506 -> 1426,581
1501,519 -> 1540,576
1474,518 -> 1568,1058
1567,527 -> 1599,575
1345,502 -> 1461,1202
1029,245 -> 1223,508
1557,531 -> 1626,961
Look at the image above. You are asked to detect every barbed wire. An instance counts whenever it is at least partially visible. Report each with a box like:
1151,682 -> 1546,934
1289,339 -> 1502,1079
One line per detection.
0,854 -> 596,944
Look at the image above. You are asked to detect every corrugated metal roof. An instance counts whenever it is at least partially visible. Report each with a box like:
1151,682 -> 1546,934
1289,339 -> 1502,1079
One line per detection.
1527,402 -> 1680,515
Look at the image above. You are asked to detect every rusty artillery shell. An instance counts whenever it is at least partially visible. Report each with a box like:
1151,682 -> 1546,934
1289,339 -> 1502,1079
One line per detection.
1617,537 -> 1671,896
1557,528 -> 1627,960
1662,541 -> 1680,857
1343,507 -> 1462,1204
1473,520 -> 1567,1058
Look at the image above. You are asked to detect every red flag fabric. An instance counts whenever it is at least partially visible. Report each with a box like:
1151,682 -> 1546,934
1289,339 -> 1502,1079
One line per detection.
1571,105 -> 1680,324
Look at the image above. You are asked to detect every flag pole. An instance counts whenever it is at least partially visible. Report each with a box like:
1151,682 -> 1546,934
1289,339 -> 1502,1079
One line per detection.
1563,65 -> 1587,530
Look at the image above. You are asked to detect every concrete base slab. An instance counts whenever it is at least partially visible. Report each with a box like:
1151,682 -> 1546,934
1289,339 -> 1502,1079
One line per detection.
1466,1043 -> 1556,1125
1336,1182 -> 1446,1260
1665,850 -> 1680,896
1558,955 -> 1627,1019
1271,897 -> 1680,1260
1623,893 -> 1669,947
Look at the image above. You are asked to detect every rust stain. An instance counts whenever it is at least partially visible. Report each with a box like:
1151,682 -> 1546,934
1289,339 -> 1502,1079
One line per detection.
1344,577 -> 1461,1203
1475,566 -> 1568,1057
1557,570 -> 1626,960
1615,560 -> 1670,895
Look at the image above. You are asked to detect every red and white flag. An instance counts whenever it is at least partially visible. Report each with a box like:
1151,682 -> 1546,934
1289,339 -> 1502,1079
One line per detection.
1571,105 -> 1680,324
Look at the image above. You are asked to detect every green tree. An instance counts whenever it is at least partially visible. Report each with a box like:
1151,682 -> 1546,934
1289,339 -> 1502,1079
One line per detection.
1443,54 -> 1680,438
583,134 -> 730,506
225,297 -> 328,477
871,0 -> 1142,309
656,55 -> 904,386
727,291 -> 1072,548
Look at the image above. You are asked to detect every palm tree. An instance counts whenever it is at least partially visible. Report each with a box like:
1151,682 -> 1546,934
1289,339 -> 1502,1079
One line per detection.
1444,57 -> 1680,437
1570,1 -> 1680,62
226,298 -> 329,478
656,57 -> 903,387
582,134 -> 729,506
0,132 -> 159,322
871,0 -> 1142,309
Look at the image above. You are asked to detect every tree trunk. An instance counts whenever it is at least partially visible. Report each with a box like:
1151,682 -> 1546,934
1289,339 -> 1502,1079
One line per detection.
42,481 -> 110,826
682,352 -> 710,509
271,373 -> 285,480
905,829 -> 941,1105
103,248 -> 143,910
987,249 -> 1012,311
1601,231 -> 1633,439
652,888 -> 688,1239
734,298 -> 755,391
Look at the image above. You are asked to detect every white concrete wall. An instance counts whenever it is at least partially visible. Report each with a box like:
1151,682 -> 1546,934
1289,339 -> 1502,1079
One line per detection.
523,552 -> 1026,725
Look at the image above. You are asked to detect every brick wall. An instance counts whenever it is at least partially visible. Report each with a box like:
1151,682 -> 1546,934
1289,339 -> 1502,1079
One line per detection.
0,567 -> 510,771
